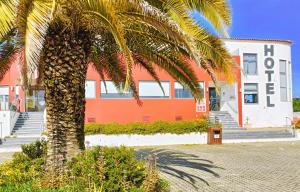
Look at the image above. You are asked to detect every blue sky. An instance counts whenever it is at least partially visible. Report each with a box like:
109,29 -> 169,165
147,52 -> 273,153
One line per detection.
228,0 -> 300,98
196,0 -> 300,97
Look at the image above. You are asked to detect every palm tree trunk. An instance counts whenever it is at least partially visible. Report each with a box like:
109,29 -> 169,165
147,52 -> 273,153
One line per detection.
42,26 -> 91,180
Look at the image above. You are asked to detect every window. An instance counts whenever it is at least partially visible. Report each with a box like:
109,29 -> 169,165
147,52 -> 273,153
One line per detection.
0,86 -> 9,110
85,80 -> 96,98
101,81 -> 133,98
280,60 -> 287,101
243,53 -> 257,75
175,82 -> 204,98
139,81 -> 170,98
244,83 -> 258,104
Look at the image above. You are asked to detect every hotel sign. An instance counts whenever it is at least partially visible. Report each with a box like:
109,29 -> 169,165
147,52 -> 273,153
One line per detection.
264,45 -> 275,107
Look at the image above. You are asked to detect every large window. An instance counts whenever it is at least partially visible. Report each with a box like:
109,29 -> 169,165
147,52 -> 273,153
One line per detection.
175,82 -> 204,98
244,83 -> 258,104
280,60 -> 288,101
139,81 -> 170,98
101,81 -> 133,98
85,80 -> 96,98
0,86 -> 9,110
243,53 -> 257,75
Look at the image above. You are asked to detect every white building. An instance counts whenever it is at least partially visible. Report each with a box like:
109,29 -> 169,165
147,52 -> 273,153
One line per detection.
224,38 -> 293,128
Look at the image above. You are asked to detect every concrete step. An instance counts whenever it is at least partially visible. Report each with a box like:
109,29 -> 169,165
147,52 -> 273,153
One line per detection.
13,131 -> 42,135
14,124 -> 42,129
1,137 -> 39,146
209,111 -> 241,130
223,130 -> 294,140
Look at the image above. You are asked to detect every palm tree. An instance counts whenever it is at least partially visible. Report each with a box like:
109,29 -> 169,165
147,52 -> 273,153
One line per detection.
0,0 -> 233,178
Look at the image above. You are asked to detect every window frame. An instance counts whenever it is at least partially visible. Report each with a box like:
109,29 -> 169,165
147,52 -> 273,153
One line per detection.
279,60 -> 288,102
85,80 -> 96,99
174,81 -> 205,99
0,85 -> 10,111
100,80 -> 133,99
243,53 -> 258,75
138,80 -> 170,99
244,83 -> 259,104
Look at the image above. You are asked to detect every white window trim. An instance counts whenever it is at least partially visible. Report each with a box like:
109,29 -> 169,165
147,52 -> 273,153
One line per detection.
139,80 -> 170,99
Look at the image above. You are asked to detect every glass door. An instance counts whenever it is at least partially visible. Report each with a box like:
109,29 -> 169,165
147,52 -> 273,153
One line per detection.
209,87 -> 220,111
26,89 -> 45,112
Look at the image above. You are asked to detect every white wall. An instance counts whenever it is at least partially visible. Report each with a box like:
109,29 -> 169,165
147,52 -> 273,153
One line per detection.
220,83 -> 239,122
0,111 -> 19,138
85,132 -> 208,147
224,40 -> 293,128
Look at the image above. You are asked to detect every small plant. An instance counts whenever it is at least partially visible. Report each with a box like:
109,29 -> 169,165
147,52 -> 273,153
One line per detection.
21,140 -> 47,159
85,118 -> 210,135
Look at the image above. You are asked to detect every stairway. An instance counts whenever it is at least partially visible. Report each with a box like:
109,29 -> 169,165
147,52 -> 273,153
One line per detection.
0,112 -> 44,152
222,128 -> 295,140
209,111 -> 241,130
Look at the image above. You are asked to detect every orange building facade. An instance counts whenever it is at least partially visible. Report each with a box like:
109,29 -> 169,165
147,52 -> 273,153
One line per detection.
0,55 -> 243,127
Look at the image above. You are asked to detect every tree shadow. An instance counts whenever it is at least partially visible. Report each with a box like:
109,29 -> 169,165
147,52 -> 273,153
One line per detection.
135,148 -> 224,190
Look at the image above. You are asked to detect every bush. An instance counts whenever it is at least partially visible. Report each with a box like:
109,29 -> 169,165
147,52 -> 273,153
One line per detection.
85,118 -> 211,135
293,98 -> 300,112
0,141 -> 46,186
0,142 -> 169,192
296,120 -> 300,129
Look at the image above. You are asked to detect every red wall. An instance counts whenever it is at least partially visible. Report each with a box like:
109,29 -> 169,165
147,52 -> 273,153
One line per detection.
0,56 -> 26,112
0,55 -> 242,125
85,56 -> 242,124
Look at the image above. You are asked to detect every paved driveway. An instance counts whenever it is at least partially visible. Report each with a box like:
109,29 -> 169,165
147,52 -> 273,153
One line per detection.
136,141 -> 300,192
0,153 -> 13,164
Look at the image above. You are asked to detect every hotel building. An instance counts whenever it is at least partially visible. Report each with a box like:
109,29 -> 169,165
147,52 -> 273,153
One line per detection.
0,38 -> 293,137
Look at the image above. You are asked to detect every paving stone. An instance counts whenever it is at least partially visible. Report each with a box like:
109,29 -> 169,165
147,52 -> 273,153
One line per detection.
136,141 -> 300,192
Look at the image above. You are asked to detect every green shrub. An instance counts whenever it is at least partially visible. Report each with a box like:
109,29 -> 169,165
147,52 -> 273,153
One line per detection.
0,141 -> 46,186
0,142 -> 169,192
85,118 -> 211,135
293,98 -> 300,112
21,140 -> 47,159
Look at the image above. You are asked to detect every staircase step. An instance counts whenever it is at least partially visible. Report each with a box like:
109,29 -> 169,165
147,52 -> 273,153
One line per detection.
209,111 -> 241,130
2,112 -> 44,148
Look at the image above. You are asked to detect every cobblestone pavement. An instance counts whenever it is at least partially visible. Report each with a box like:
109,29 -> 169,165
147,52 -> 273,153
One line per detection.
136,141 -> 300,192
0,153 -> 13,164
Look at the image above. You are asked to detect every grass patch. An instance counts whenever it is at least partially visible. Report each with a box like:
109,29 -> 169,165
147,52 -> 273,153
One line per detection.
85,119 -> 213,135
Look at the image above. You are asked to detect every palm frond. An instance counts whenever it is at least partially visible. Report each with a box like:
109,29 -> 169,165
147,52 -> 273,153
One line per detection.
0,29 -> 19,80
80,0 -> 134,91
16,0 -> 56,78
0,0 -> 17,39
183,0 -> 231,34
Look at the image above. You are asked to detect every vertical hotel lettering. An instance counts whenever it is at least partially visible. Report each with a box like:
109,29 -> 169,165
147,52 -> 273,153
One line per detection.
264,45 -> 275,107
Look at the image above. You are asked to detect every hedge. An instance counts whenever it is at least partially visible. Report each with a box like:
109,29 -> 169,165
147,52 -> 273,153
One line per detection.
84,118 -> 216,135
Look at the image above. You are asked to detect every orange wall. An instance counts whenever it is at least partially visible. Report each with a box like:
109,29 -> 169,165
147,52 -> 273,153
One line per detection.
85,56 -> 242,124
0,56 -> 26,112
0,55 -> 242,125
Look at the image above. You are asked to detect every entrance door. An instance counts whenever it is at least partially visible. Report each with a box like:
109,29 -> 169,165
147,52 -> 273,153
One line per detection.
209,88 -> 220,111
26,90 -> 45,112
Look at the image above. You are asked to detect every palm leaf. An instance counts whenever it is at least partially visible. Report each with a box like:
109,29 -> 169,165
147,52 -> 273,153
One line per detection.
16,0 -> 56,78
0,0 -> 17,39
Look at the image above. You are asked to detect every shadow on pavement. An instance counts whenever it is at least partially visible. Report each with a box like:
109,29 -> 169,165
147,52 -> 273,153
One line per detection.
135,148 -> 223,189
